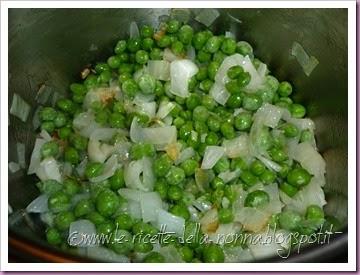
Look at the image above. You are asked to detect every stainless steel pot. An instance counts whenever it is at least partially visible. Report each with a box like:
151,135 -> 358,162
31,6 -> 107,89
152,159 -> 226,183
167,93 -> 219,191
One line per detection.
8,8 -> 348,262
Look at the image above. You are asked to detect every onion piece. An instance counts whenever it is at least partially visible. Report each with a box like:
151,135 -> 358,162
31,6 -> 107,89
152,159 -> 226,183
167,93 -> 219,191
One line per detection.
209,82 -> 230,106
147,60 -> 170,81
241,55 -> 265,92
83,87 -> 119,110
208,223 -> 241,245
140,192 -> 163,223
186,46 -> 196,61
200,208 -> 218,234
195,8 -> 220,27
9,162 -> 21,173
215,54 -> 244,85
195,169 -> 214,192
28,137 -> 48,174
222,134 -> 250,159
26,194 -> 49,213
10,93 -> 31,122
225,247 -> 254,263
218,169 -> 241,183
129,21 -> 140,38
36,157 -> 62,182
291,41 -> 319,76
16,142 -> 26,169
127,200 -> 142,219
163,48 -> 179,62
73,112 -> 101,138
225,31 -> 236,39
234,207 -> 270,232
124,157 -> 155,192
68,220 -> 97,247
130,118 -> 177,146
254,103 -> 284,128
170,59 -> 198,98
90,155 -> 119,183
201,146 -> 225,169
157,245 -> 184,263
75,157 -> 88,178
32,106 -> 42,130
290,142 -> 326,179
256,155 -> 282,172
156,209 -> 185,237
170,8 -> 190,23
39,129 -> 52,141
134,100 -> 156,119
87,247 -> 130,263
156,101 -> 175,119
62,162 -> 73,177
175,147 -> 195,165
118,188 -> 144,202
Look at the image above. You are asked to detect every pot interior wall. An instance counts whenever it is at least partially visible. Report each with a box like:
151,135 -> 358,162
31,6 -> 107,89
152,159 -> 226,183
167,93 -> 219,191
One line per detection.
8,8 -> 348,261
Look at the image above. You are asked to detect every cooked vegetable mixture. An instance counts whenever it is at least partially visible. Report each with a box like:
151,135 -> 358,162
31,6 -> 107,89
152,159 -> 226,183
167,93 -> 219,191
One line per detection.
25,14 -> 336,263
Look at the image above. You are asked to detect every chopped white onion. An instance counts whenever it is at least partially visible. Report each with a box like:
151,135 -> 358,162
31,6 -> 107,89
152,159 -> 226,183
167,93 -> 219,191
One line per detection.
124,157 -> 155,192
147,60 -> 170,81
208,223 -> 241,245
218,169 -> 241,183
32,106 -> 42,130
10,93 -> 31,122
75,157 -> 88,178
195,8 -> 220,27
88,139 -> 114,163
215,54 -> 244,85
256,155 -> 282,172
257,62 -> 268,78
87,247 -> 130,263
186,46 -> 196,61
200,208 -> 218,235
195,169 -> 214,192
156,209 -> 185,237
201,146 -> 225,169
234,207 -> 270,232
225,247 -> 254,263
157,245 -> 184,263
62,162 -> 73,177
170,8 -> 191,23
130,118 -> 177,146
134,100 -> 156,118
129,21 -> 140,38
291,41 -> 319,76
26,194 -> 49,213
73,112 -> 101,138
156,101 -> 175,119
209,82 -> 230,105
68,220 -> 97,247
140,192 -> 163,223
36,157 -> 62,182
241,55 -> 265,92
9,162 -> 21,173
170,59 -> 198,98
290,142 -> 326,179
118,188 -> 144,202
127,200 -> 142,219
39,129 -> 52,141
90,155 -> 119,183
175,147 -> 195,165
254,103 -> 284,128
222,134 -> 250,159
225,31 -> 236,39
83,87 -> 119,110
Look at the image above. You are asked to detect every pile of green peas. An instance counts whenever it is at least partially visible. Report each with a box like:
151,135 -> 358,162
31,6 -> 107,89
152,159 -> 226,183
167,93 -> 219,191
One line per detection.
34,17 -> 335,263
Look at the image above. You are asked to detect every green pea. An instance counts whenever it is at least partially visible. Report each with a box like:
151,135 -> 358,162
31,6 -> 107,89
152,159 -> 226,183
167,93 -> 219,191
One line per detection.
36,179 -> 62,195
207,116 -> 221,132
142,37 -> 154,51
70,134 -> 88,151
218,208 -> 234,224
225,80 -> 241,94
205,131 -> 219,145
41,121 -> 55,133
127,38 -> 142,52
227,65 -> 244,80
39,107 -> 57,121
109,168 -> 125,191
181,159 -> 198,176
135,50 -> 149,65
202,244 -> 225,263
236,41 -> 253,56
170,204 -> 190,220
96,189 -> 120,217
95,109 -> 109,125
85,162 -> 104,179
109,229 -> 134,255
138,74 -> 156,94
207,61 -> 220,81
290,103 -> 306,118
210,177 -> 224,190
157,35 -> 172,48
277,81 -> 292,97
192,31 -> 208,50
279,182 -> 299,197
221,37 -> 237,54
54,112 -> 68,128
54,211 -> 75,231
41,141 -> 59,159
84,74 -> 98,89
114,40 -> 127,54
58,127 -> 72,140
226,92 -> 242,109
140,25 -> 154,38
46,227 -> 62,245
98,70 -> 112,84
186,94 -> 201,110
108,112 -> 125,129
213,51 -> 227,63
268,214 -> 279,229
154,179 -> 168,200
240,170 -> 258,188
191,106 -> 208,123
132,221 -> 158,236
86,211 -> 106,226
242,94 -> 262,111
107,55 -> 121,69
197,50 -> 212,63
278,211 -> 302,231
171,40 -> 184,55
250,160 -> 266,176
122,79 -> 139,98
282,123 -> 299,138
237,71 -> 251,87
48,191 -> 70,213
97,221 -> 114,236
166,19 -> 181,33
134,239 -> 153,253
196,66 -> 208,81
168,185 -> 183,201
214,157 -> 230,174
234,112 -> 252,131
260,170 -> 276,184
57,99 -> 76,114
178,25 -> 193,44
205,36 -> 222,53
150,48 -> 163,60
269,147 -> 288,162
154,154 -> 172,177
115,213 -> 134,231
74,199 -> 93,217
287,167 -> 312,188
220,122 -> 235,139
63,178 -> 80,196
244,190 -> 270,208
179,246 -> 194,262
118,63 -> 134,74
64,147 -> 79,164
166,166 -> 186,185
144,252 -> 165,263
